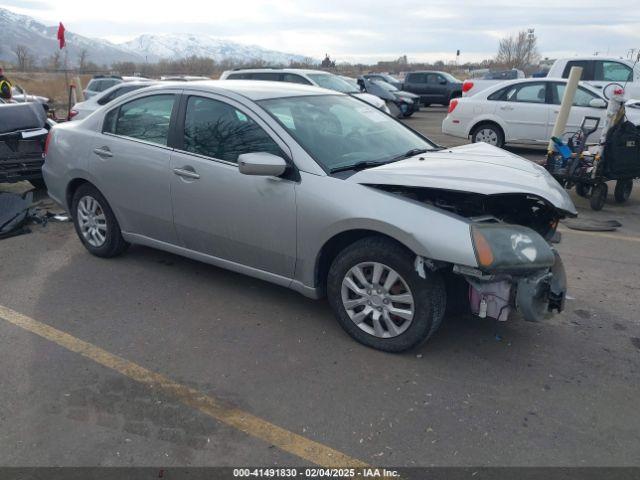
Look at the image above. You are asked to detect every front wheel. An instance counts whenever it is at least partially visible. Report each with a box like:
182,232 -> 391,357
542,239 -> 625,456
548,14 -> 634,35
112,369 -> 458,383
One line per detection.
614,179 -> 633,203
471,123 -> 504,148
590,183 -> 608,211
327,237 -> 446,352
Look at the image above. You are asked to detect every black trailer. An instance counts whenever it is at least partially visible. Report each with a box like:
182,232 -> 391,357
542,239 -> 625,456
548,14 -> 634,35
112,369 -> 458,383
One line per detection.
0,102 -> 53,187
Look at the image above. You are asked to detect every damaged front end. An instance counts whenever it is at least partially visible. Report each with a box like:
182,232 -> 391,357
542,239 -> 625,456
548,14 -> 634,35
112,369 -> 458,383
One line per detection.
376,186 -> 570,323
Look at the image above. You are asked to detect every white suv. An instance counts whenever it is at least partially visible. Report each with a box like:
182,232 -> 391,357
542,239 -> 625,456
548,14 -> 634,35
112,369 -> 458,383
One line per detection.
220,68 -> 390,113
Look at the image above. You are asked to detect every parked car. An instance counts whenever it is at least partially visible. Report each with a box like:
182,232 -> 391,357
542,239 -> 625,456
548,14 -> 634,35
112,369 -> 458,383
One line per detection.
462,69 -> 526,97
362,73 -> 403,90
1,102 -> 54,186
70,81 -> 156,121
220,68 -> 390,113
359,77 -> 420,117
547,57 -> 640,99
402,71 -> 463,106
441,78 -> 640,148
43,80 -> 575,352
83,75 -> 148,100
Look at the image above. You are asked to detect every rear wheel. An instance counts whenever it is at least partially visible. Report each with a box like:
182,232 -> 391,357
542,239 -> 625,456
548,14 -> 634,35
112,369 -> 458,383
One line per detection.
590,183 -> 608,211
327,237 -> 446,352
71,183 -> 129,257
614,179 -> 633,203
471,123 -> 504,148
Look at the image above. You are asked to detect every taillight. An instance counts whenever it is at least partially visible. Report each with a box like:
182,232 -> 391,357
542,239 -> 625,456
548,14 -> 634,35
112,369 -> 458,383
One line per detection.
44,131 -> 52,157
462,81 -> 473,93
448,99 -> 459,114
68,109 -> 79,120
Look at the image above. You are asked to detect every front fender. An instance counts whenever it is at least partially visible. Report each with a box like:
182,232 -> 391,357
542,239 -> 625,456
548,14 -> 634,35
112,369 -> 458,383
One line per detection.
294,173 -> 478,289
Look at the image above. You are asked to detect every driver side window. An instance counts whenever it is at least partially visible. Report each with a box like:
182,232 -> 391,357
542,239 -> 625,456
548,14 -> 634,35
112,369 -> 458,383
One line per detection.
183,96 -> 282,163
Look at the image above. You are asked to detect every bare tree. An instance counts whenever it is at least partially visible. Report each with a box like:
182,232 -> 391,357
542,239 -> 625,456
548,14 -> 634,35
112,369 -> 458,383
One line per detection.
78,49 -> 89,73
13,44 -> 31,71
495,30 -> 540,70
47,51 -> 62,70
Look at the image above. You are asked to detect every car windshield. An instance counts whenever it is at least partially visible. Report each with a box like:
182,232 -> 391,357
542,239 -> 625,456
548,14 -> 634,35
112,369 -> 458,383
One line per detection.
372,80 -> 398,92
441,72 -> 460,83
307,74 -> 358,93
259,94 -> 435,172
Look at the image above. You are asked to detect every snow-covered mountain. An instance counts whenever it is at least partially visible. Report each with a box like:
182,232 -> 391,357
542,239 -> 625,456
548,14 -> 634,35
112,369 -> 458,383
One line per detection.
0,7 -> 140,66
119,33 -> 309,65
0,7 -> 310,67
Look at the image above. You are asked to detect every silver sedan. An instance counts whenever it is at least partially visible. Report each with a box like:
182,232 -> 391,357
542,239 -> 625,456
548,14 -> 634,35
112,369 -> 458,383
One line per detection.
43,81 -> 576,352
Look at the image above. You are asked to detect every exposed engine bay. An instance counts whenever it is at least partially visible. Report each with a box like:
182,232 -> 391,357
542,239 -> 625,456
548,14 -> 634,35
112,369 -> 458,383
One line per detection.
372,185 -> 562,240
373,185 -> 567,323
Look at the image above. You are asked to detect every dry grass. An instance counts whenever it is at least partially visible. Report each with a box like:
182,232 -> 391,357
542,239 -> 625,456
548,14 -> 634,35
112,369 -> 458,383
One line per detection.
5,71 -> 92,117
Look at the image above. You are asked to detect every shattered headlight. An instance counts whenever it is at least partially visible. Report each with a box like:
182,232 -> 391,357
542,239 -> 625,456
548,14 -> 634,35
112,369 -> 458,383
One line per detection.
470,224 -> 555,272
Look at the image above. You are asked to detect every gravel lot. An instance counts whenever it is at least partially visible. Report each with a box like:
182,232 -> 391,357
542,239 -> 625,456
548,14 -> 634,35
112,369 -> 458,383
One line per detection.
1,106 -> 639,469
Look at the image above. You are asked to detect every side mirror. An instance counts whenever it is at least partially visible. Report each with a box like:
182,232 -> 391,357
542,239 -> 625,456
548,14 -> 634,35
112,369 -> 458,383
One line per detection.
589,98 -> 607,108
238,152 -> 287,177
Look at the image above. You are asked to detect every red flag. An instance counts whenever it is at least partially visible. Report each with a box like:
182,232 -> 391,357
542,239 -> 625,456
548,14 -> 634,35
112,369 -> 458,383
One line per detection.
57,22 -> 66,49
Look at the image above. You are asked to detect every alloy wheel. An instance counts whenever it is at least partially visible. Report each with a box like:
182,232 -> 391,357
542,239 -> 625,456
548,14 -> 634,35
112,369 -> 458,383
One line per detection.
475,128 -> 498,145
341,262 -> 415,338
77,195 -> 108,247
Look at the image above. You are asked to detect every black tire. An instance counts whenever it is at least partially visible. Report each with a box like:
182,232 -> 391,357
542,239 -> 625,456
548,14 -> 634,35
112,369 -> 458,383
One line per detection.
471,122 -> 505,148
575,183 -> 590,198
590,183 -> 608,211
327,236 -> 446,353
71,183 -> 129,258
614,179 -> 633,203
402,111 -> 414,118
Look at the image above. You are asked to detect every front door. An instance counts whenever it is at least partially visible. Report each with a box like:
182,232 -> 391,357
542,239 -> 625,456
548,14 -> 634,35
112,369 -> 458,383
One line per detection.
547,82 -> 606,141
90,93 -> 179,244
169,94 -> 297,278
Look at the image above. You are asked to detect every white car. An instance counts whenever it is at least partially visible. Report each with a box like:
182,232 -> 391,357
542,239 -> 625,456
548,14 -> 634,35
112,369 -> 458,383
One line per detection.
70,81 -> 156,121
220,68 -> 391,113
442,78 -> 640,148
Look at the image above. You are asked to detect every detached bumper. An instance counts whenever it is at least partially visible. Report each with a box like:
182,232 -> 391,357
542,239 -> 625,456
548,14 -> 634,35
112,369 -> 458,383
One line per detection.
516,252 -> 567,322
462,252 -> 567,322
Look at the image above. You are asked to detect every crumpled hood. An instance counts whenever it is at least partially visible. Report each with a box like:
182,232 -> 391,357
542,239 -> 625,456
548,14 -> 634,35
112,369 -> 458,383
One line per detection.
348,142 -> 577,215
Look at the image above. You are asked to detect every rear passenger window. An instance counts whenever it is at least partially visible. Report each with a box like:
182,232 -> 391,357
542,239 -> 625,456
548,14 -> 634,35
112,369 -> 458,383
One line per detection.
597,61 -> 633,82
252,73 -> 281,81
283,74 -> 311,85
503,83 -> 547,103
103,94 -> 175,146
183,96 -> 282,163
562,61 -> 593,81
407,73 -> 426,83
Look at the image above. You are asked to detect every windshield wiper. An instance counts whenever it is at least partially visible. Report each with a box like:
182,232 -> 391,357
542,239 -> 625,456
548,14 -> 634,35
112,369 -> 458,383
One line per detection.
329,161 -> 386,173
388,148 -> 430,161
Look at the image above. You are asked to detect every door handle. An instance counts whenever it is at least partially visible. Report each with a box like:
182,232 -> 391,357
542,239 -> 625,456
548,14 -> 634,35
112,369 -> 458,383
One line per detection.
93,146 -> 113,158
500,106 -> 514,111
173,167 -> 200,180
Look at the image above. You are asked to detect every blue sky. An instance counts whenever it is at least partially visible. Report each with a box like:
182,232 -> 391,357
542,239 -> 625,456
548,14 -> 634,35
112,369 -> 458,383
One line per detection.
2,0 -> 640,63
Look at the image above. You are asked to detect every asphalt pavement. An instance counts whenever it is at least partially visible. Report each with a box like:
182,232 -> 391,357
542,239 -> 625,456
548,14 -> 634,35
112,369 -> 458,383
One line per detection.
0,107 -> 639,469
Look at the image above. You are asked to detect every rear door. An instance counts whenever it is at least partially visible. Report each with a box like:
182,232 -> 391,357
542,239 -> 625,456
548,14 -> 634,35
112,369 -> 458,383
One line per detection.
493,82 -> 550,143
425,73 -> 448,104
169,93 -> 297,277
403,73 -> 428,100
91,92 -> 179,244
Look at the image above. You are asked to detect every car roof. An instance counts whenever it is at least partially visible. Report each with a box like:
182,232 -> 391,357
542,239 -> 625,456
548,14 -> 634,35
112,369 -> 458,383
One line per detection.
478,77 -> 603,96
225,68 -> 332,76
141,79 -> 340,101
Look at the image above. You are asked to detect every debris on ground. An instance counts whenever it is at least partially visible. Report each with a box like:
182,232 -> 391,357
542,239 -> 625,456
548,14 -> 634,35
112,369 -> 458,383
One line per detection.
0,186 -> 69,240
562,218 -> 622,232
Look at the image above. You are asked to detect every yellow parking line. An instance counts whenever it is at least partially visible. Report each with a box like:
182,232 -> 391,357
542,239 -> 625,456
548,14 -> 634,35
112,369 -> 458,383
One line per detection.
558,227 -> 640,243
0,304 -> 368,468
